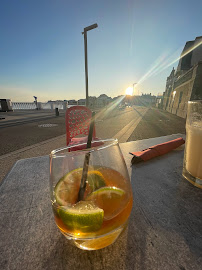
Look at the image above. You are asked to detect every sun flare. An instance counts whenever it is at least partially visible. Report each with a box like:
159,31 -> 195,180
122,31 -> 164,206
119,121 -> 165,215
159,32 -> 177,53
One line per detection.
125,87 -> 133,96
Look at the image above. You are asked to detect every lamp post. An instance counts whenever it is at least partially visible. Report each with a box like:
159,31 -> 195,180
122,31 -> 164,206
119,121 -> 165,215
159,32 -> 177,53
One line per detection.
133,83 -> 138,95
82,23 -> 98,107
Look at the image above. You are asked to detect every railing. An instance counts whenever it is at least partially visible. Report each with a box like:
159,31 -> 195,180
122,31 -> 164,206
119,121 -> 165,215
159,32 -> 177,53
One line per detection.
12,102 -> 37,110
39,103 -> 64,110
11,102 -> 67,110
174,68 -> 193,88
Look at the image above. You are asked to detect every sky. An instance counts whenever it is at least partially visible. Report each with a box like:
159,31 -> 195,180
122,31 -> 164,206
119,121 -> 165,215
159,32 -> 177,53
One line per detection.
0,0 -> 202,102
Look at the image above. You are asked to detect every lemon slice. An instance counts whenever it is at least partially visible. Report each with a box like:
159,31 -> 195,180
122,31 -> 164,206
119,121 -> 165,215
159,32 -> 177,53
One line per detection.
85,187 -> 126,220
58,201 -> 104,233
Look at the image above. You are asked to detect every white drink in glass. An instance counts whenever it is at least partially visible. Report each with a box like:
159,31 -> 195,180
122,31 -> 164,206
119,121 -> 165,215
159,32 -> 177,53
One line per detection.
185,123 -> 202,180
183,100 -> 202,188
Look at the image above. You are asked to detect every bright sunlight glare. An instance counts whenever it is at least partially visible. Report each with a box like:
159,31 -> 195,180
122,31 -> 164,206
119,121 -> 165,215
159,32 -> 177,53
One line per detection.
125,87 -> 133,96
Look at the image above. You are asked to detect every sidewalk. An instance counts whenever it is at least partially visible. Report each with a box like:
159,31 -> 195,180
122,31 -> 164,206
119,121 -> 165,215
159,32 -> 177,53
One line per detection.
0,134 -> 67,183
0,110 -> 65,128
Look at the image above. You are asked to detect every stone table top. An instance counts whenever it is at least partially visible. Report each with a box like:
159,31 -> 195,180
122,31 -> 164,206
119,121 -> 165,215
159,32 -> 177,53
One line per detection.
0,134 -> 202,270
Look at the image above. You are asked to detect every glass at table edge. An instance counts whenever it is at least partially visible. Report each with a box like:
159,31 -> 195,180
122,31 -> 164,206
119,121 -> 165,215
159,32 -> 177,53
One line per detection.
182,99 -> 202,188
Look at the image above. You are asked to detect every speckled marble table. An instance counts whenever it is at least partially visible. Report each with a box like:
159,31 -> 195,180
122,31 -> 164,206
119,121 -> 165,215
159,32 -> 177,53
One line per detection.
0,134 -> 202,270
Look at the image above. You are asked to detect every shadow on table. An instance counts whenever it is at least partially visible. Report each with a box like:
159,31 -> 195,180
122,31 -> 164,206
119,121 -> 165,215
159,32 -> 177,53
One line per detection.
42,227 -> 137,270
124,164 -> 151,270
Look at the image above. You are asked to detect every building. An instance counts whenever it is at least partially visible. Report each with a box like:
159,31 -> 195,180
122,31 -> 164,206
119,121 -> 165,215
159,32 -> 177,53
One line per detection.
132,94 -> 156,107
163,36 -> 202,118
96,94 -> 112,107
89,96 -> 97,108
68,100 -> 78,106
46,100 -> 68,110
162,68 -> 176,110
78,99 -> 86,105
177,36 -> 202,72
155,94 -> 164,109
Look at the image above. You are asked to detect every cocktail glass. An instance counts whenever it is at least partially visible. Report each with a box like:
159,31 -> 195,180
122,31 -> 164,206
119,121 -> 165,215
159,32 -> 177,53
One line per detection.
49,139 -> 133,250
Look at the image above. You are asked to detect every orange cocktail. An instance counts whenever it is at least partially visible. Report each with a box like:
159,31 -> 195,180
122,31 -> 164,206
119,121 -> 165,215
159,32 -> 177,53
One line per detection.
50,139 -> 133,250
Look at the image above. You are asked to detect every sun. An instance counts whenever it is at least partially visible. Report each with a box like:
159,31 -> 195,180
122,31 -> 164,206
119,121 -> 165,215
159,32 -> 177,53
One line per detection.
125,87 -> 133,96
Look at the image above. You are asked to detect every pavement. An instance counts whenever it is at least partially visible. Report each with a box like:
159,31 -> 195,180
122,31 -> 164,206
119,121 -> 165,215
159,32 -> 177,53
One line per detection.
0,109 -> 65,128
0,106 -> 186,183
128,107 -> 186,141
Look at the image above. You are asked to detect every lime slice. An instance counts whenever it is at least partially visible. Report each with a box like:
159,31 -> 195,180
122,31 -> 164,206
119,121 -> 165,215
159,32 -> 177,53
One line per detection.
58,201 -> 104,233
54,168 -> 82,206
86,187 -> 126,220
85,170 -> 106,196
54,168 -> 105,205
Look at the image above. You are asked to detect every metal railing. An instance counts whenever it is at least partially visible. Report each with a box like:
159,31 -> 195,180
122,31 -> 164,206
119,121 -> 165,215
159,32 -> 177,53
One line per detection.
12,102 -> 37,110
11,102 -> 67,110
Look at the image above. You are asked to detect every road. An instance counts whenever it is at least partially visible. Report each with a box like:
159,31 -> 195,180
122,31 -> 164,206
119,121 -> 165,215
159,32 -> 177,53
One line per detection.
95,106 -> 148,142
0,106 -> 185,156
0,106 -> 186,183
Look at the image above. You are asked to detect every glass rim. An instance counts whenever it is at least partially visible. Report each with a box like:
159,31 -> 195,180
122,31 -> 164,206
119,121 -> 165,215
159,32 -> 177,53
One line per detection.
188,100 -> 202,104
50,138 -> 118,157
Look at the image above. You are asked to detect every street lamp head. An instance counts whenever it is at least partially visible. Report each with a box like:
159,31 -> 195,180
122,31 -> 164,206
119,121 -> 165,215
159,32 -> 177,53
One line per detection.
83,23 -> 98,33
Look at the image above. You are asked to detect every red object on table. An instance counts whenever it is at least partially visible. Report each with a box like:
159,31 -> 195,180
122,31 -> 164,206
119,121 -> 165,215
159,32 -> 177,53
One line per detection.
130,137 -> 185,164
